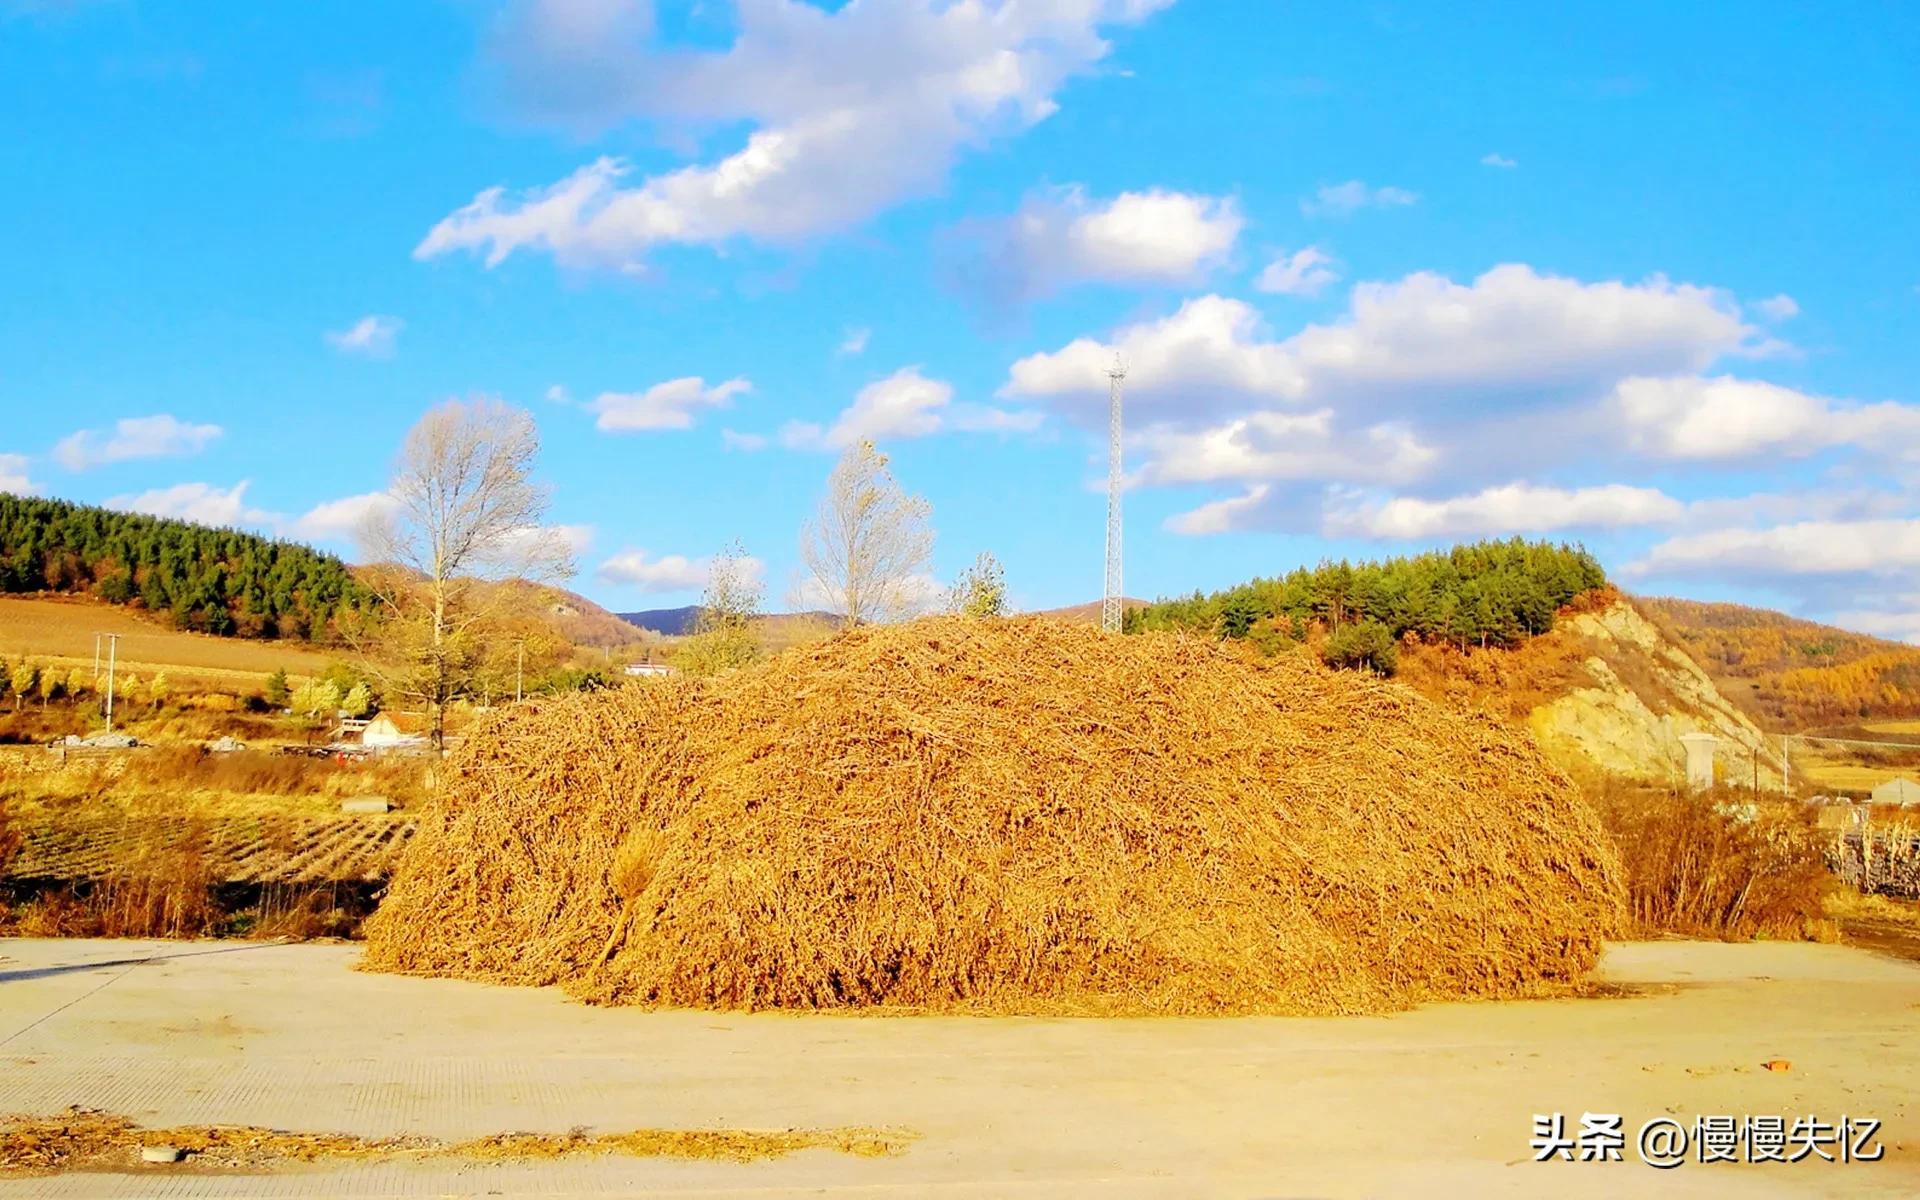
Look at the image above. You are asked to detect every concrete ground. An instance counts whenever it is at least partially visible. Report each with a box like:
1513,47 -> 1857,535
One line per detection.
1,938 -> 1918,1198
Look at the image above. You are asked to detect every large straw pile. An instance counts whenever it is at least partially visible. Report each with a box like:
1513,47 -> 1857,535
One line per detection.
363,618 -> 1623,1014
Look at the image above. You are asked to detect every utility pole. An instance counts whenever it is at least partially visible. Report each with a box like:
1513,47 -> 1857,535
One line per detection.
515,641 -> 525,703
1102,355 -> 1127,634
102,632 -> 119,732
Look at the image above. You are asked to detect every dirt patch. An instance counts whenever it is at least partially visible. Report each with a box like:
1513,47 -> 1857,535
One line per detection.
0,1108 -> 912,1176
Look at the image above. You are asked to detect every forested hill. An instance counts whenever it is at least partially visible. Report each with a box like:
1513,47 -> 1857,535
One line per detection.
1640,596 -> 1920,728
1127,539 -> 1608,671
0,494 -> 365,641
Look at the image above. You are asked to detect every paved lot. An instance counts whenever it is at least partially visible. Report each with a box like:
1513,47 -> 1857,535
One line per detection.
1,937 -> 1918,1198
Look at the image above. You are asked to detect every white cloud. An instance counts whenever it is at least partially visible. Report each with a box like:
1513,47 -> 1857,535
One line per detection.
106,481 -> 266,528
1480,152 -> 1518,169
499,522 -> 593,569
837,327 -> 871,356
1634,519 -> 1920,578
782,367 -> 1038,450
420,0 -> 1171,271
53,414 -> 224,471
0,453 -> 40,495
1300,180 -> 1418,218
1005,294 -> 1302,421
1253,247 -> 1339,296
721,429 -> 769,452
288,491 -> 398,544
1165,485 -> 1272,535
1826,606 -> 1920,645
1613,375 -> 1920,461
597,547 -> 764,594
1008,263 -> 1802,542
1324,482 -> 1684,539
957,186 -> 1242,302
325,314 -> 403,358
544,383 -> 572,404
1134,412 -> 1435,488
1754,293 -> 1799,321
1006,266 -> 1756,423
591,376 -> 750,432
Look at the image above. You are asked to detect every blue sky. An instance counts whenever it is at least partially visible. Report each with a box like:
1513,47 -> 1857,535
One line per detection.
3,1 -> 1918,634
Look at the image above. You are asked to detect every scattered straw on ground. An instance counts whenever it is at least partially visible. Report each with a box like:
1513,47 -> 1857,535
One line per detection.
364,617 -> 1625,1015
0,1108 -> 911,1176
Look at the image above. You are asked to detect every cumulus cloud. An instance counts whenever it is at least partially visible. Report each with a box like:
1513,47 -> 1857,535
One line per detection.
1613,375 -> 1920,461
420,0 -> 1171,271
837,327 -> 871,357
106,481 -> 267,528
1754,293 -> 1799,321
1253,247 -> 1338,296
590,376 -> 750,432
325,314 -> 403,358
1300,180 -> 1417,218
781,367 -> 1039,451
0,453 -> 40,495
1008,263 -> 1829,546
54,414 -> 223,471
1164,485 -> 1272,535
597,547 -> 764,594
1005,294 -> 1301,421
1324,482 -> 1684,539
1133,412 -> 1435,488
1006,265 -> 1757,422
1480,152 -> 1518,169
954,185 -> 1242,303
1634,518 -> 1920,578
287,491 -> 399,544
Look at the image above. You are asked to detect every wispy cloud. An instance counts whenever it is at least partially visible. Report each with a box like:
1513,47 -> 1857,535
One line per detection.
1254,247 -> 1339,297
325,314 -> 403,358
1300,180 -> 1418,218
54,415 -> 223,471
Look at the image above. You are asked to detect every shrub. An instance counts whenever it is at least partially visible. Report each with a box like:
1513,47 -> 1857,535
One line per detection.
1595,787 -> 1832,941
1321,620 -> 1399,676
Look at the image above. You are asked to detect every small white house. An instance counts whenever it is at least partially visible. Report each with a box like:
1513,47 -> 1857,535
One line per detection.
622,663 -> 674,678
1871,777 -> 1920,807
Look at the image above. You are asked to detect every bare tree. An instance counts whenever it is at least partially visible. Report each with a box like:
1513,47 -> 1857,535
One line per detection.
353,398 -> 573,747
799,440 -> 933,628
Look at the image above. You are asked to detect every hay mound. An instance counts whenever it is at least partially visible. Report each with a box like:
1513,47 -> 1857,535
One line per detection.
363,618 -> 1623,1014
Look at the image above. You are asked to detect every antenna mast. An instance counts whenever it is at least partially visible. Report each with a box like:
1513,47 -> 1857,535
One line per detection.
1102,356 -> 1127,633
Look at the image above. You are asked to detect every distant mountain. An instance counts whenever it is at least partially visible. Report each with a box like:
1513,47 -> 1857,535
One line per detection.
508,583 -> 654,650
1030,599 -> 1150,625
618,605 -> 703,637
618,607 -> 839,639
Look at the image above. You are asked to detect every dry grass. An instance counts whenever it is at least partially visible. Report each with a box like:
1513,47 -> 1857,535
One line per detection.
1,743 -> 421,939
1593,786 -> 1833,941
0,595 -> 334,690
0,1108 -> 911,1176
365,616 -> 1623,1015
5,746 -> 427,819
